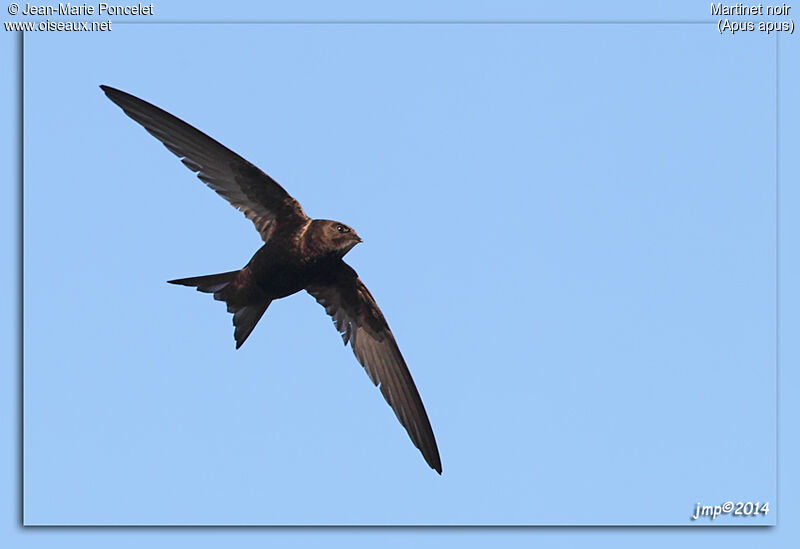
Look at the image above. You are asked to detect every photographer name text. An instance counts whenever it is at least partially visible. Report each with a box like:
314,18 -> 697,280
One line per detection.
18,2 -> 152,15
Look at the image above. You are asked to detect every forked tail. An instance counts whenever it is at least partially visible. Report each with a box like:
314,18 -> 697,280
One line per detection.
168,270 -> 271,349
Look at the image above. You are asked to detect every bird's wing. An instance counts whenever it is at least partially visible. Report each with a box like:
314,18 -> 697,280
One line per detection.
101,85 -> 308,241
306,261 -> 442,474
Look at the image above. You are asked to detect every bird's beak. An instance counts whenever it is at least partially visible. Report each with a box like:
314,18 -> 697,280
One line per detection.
355,236 -> 363,243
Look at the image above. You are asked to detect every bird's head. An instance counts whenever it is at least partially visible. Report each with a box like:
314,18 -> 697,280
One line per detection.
312,219 -> 363,258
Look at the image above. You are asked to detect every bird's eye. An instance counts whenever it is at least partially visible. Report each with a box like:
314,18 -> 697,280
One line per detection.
336,224 -> 350,233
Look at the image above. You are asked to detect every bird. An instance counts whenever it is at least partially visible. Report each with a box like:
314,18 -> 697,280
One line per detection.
100,85 -> 441,474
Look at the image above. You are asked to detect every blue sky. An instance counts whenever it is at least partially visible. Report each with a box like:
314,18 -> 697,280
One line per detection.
2,0 -> 799,546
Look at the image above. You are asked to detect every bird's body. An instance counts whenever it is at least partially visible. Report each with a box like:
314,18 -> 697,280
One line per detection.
101,85 -> 441,474
172,219 -> 365,348
243,221 -> 338,300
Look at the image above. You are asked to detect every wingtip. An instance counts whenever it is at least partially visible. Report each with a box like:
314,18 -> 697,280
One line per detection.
427,450 -> 442,474
100,85 -> 127,102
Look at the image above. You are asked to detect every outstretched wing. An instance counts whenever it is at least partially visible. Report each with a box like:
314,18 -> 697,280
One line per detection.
101,85 -> 308,241
306,261 -> 442,474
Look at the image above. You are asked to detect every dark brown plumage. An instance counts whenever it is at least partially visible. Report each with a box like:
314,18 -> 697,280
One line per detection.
100,85 -> 441,474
